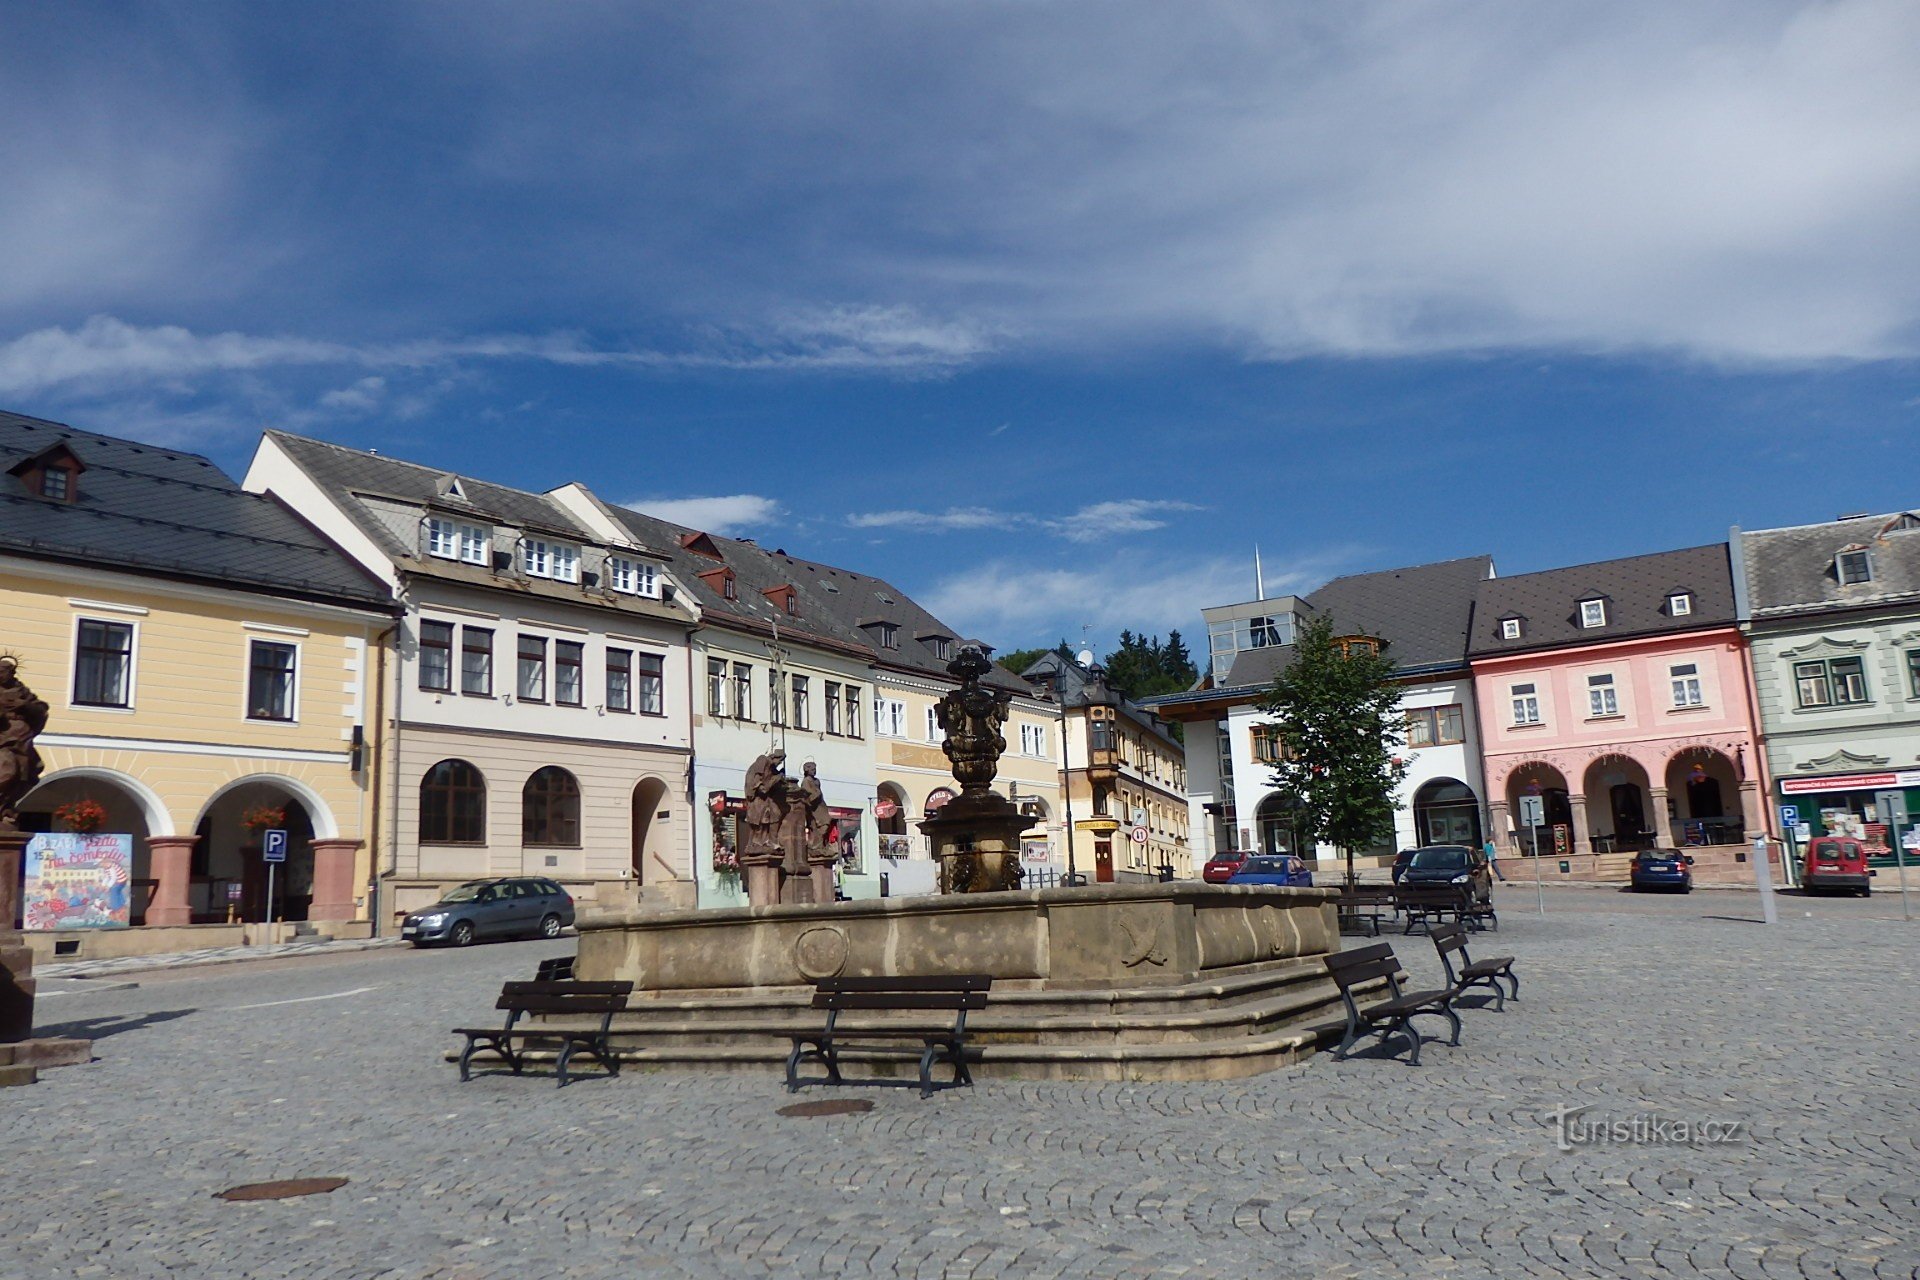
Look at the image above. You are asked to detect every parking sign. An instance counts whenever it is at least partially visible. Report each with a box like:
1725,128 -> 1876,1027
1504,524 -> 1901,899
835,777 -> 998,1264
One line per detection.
1778,803 -> 1798,828
263,828 -> 289,863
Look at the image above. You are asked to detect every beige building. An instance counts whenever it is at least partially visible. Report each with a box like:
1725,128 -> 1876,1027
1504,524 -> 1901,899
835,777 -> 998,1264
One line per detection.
246,432 -> 700,929
0,411 -> 394,957
1021,651 -> 1191,882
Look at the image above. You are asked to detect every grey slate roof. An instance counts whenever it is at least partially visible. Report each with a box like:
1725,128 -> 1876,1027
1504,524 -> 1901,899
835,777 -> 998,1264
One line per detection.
593,499 -> 1035,694
1219,555 -> 1494,688
1468,543 -> 1734,657
1019,650 -> 1181,750
264,431 -> 690,627
0,410 -> 392,611
1740,511 -> 1920,620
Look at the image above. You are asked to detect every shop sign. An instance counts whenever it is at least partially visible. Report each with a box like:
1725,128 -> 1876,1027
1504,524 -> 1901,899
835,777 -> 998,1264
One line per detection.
1020,839 -> 1052,864
924,788 -> 956,815
23,833 -> 132,931
1781,769 -> 1920,795
873,798 -> 901,819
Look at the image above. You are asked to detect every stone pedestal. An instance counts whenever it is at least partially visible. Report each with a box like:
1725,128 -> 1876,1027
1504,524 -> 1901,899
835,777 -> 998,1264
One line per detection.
741,853 -> 783,909
922,792 -> 1030,894
807,856 -> 838,906
308,838 -> 364,922
145,835 -> 199,926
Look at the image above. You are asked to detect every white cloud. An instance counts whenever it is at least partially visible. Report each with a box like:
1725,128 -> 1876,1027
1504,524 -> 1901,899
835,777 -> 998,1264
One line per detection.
625,494 -> 781,535
848,507 -> 1015,533
1043,500 -> 1200,543
923,551 -> 1344,649
318,376 -> 387,413
0,309 -> 995,401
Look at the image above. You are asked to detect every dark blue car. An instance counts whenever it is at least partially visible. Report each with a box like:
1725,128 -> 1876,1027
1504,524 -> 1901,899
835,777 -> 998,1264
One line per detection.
1629,850 -> 1693,893
1227,855 -> 1314,888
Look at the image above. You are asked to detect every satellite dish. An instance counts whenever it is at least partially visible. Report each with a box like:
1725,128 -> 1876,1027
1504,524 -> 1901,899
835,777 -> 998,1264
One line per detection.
1077,648 -> 1095,666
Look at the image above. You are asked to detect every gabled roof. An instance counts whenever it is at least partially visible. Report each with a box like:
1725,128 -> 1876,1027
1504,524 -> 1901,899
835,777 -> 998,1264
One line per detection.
0,410 -> 392,611
265,430 -> 604,559
594,499 -> 1032,691
1019,650 -> 1181,750
1220,555 -> 1493,688
1468,544 -> 1734,658
1740,510 -> 1920,619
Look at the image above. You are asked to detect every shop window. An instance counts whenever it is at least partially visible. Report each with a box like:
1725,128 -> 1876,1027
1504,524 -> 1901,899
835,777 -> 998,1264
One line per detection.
420,759 -> 486,844
522,766 -> 581,847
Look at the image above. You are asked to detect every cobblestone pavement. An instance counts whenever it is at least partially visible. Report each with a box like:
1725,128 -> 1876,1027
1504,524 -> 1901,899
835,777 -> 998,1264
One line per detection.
4,895 -> 1916,1280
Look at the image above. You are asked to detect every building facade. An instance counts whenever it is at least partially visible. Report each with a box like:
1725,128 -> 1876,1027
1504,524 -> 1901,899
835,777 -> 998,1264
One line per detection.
1,411 -> 393,953
554,494 -> 885,906
246,432 -> 699,929
1470,544 -> 1768,880
1150,557 -> 1493,869
1736,511 -> 1920,863
1021,651 -> 1191,883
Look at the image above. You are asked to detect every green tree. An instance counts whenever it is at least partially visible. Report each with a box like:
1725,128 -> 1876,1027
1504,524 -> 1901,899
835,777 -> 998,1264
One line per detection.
998,640 -> 1073,676
1255,612 -> 1407,887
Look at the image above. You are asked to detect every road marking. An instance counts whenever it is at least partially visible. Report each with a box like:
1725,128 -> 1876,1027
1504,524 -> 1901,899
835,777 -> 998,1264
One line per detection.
233,985 -> 380,1010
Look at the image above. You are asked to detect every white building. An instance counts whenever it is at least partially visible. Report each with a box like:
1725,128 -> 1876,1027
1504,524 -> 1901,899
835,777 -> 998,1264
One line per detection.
553,492 -> 887,905
246,432 -> 701,927
1147,557 -> 1494,867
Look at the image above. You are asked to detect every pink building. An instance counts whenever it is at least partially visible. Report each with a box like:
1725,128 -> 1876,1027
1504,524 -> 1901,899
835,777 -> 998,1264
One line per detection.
1469,545 -> 1769,879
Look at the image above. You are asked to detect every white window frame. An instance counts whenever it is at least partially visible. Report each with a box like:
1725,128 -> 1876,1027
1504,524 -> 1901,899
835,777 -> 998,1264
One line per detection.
608,556 -> 637,594
523,539 -> 580,582
245,637 -> 301,724
1586,672 -> 1618,718
1511,682 -> 1542,726
1836,549 -> 1872,585
875,698 -> 907,738
69,614 -> 139,713
925,705 -> 941,742
1499,618 -> 1522,640
1670,662 -> 1704,708
427,518 -> 492,565
1668,593 -> 1693,617
1579,599 -> 1607,628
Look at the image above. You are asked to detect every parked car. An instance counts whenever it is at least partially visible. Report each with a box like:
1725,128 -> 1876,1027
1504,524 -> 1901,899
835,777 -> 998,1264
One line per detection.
1629,849 -> 1694,893
402,877 -> 576,947
1396,845 -> 1492,901
1390,849 -> 1415,883
1203,849 -> 1253,884
1226,855 -> 1314,888
1801,836 -> 1873,897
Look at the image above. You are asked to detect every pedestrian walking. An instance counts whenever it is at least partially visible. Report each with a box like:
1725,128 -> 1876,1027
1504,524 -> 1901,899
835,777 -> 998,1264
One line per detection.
1483,837 -> 1508,883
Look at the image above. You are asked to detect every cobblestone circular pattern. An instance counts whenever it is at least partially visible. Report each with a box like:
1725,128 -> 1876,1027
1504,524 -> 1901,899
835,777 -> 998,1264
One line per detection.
4,895 -> 1917,1280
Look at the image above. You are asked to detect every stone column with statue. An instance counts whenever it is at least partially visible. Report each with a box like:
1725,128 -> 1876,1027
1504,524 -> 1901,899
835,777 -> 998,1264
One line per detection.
740,749 -> 792,908
920,646 -> 1029,894
0,656 -> 90,1077
798,761 -> 840,905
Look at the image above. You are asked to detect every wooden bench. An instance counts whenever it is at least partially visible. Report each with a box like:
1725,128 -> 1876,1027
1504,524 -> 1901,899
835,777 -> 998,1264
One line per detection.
534,955 -> 575,981
1335,885 -> 1396,936
1323,942 -> 1462,1065
786,975 -> 991,1098
1394,885 -> 1495,934
1430,923 -> 1518,1011
454,979 -> 632,1087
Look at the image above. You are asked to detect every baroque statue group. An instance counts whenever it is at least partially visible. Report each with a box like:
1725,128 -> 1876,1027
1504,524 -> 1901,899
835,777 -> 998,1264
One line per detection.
739,750 -> 840,907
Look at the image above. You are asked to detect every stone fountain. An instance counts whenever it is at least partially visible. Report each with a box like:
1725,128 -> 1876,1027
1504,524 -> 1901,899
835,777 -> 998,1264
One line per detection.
920,645 -> 1031,895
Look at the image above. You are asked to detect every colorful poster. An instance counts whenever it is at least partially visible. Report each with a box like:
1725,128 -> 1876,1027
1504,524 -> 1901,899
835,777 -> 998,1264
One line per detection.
1021,839 -> 1052,864
23,833 -> 133,931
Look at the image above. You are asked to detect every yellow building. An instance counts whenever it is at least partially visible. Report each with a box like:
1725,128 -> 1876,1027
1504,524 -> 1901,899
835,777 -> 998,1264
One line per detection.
1020,652 -> 1192,882
0,412 -> 394,952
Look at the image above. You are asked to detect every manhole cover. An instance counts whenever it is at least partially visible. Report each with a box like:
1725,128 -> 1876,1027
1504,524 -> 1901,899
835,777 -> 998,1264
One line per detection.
777,1099 -> 874,1118
215,1177 -> 349,1202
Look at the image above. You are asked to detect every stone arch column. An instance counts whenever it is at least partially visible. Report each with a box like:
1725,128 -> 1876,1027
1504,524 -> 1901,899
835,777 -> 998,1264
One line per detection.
145,836 -> 201,926
1487,799 -> 1513,850
308,838 -> 364,922
1568,795 -> 1592,857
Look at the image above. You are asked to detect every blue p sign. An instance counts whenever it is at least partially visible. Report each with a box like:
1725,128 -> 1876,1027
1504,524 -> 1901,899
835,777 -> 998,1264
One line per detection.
263,829 -> 289,863
1778,804 -> 1799,828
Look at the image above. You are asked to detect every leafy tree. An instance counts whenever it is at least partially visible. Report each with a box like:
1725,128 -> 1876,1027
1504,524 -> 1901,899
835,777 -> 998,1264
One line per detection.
1101,630 -> 1199,702
1255,612 -> 1407,886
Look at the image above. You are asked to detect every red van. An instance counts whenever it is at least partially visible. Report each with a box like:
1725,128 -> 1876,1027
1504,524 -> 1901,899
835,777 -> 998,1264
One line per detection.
1801,836 -> 1873,897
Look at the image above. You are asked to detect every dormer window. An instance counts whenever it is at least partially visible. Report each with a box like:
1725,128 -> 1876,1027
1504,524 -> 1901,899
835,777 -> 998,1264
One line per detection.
697,566 -> 736,599
1836,548 -> 1872,585
41,467 -> 70,500
608,556 -> 660,598
1336,636 -> 1380,657
9,442 -> 86,504
523,539 -> 579,583
426,517 -> 491,565
1579,599 -> 1607,628
1668,592 -> 1693,617
927,636 -> 952,660
436,474 -> 468,502
1499,617 -> 1523,640
762,584 -> 798,616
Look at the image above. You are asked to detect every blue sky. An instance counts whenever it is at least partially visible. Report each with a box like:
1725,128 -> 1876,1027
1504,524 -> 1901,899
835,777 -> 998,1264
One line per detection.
3,2 -> 1918,653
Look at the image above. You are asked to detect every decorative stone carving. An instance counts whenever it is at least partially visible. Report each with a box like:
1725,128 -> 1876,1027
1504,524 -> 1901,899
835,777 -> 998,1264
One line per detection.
934,647 -> 1011,792
0,656 -> 49,833
1116,913 -> 1169,968
792,926 -> 850,980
